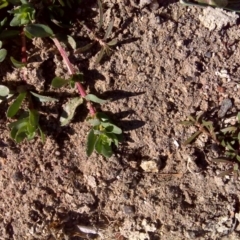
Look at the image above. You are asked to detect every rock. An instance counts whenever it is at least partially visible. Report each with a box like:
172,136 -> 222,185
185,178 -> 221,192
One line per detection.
123,205 -> 135,215
218,98 -> 232,118
199,7 -> 238,31
140,160 -> 159,173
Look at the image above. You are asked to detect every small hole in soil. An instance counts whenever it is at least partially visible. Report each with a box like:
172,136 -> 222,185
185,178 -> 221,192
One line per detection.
195,61 -> 204,72
194,148 -> 208,170
29,210 -> 40,222
159,155 -> 168,170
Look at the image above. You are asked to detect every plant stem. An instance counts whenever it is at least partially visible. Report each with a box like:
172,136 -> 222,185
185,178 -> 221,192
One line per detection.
78,21 -> 106,47
51,37 -> 96,116
196,122 -> 220,145
21,28 -> 27,63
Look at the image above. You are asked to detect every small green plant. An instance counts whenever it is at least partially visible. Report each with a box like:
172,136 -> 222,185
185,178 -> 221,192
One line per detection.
75,0 -> 118,64
87,113 -> 122,158
0,0 -> 122,158
181,112 -> 240,177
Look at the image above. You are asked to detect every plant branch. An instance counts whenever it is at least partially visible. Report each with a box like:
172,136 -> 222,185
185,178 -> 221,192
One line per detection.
21,28 -> 27,63
78,21 -> 106,47
51,37 -> 96,116
195,122 -> 220,145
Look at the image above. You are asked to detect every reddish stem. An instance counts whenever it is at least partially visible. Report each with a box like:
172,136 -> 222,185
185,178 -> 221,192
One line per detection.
21,28 -> 27,63
52,37 -> 96,116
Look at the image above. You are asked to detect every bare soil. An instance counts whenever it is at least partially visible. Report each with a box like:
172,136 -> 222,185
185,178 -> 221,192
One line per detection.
1,0 -> 240,239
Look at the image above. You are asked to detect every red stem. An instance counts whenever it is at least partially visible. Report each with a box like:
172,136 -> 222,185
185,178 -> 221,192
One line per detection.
21,28 -> 27,63
51,37 -> 96,116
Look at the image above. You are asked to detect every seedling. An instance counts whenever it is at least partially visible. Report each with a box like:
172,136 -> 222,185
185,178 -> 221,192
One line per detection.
75,0 -> 118,64
0,0 -> 122,158
181,111 -> 240,177
87,113 -> 122,158
51,37 -> 122,158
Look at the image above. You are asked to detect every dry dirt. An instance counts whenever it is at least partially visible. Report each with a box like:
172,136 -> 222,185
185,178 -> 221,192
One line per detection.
1,0 -> 240,239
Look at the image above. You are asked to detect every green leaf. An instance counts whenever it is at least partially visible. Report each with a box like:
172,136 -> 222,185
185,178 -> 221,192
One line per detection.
202,120 -> 214,132
0,48 -> 7,62
238,132 -> 240,142
183,131 -> 202,145
212,158 -> 233,164
95,136 -> 103,155
0,41 -> 2,48
0,85 -> 9,97
8,117 -> 28,128
94,135 -> 112,158
0,17 -> 7,27
220,126 -> 237,134
105,132 -> 119,147
87,117 -> 101,126
10,118 -> 28,138
101,141 -> 113,158
7,92 -> 26,118
179,120 -> 194,126
107,38 -> 118,46
39,127 -> 45,142
67,35 -> 76,49
97,0 -> 103,29
233,163 -> 239,171
188,115 -> 196,122
70,80 -> 75,88
96,112 -> 110,122
221,139 -> 226,147
95,47 -> 105,65
15,131 -> 27,143
225,151 -> 236,158
29,109 -> 39,129
0,0 -> 8,9
24,24 -> 54,38
85,94 -> 107,104
86,129 -> 98,157
217,169 -> 233,177
60,97 -> 83,126
30,91 -> 58,102
226,142 -> 235,151
101,122 -> 122,134
70,73 -> 84,83
0,30 -> 19,39
103,19 -> 114,40
237,112 -> 240,124
10,56 -> 26,68
75,42 -> 95,53
51,77 -> 69,88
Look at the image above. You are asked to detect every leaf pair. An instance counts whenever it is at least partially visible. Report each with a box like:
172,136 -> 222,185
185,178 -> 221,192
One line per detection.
87,112 -> 122,158
51,73 -> 84,89
9,109 -> 44,143
213,158 -> 239,178
0,40 -> 7,62
9,2 -> 35,27
7,91 -> 58,118
59,94 -> 107,126
75,0 -> 117,64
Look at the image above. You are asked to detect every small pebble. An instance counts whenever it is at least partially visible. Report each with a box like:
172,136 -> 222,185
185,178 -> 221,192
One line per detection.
55,151 -> 61,156
205,52 -> 212,58
123,205 -> 135,215
12,171 -> 24,182
150,0 -> 159,10
218,98 -> 232,118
